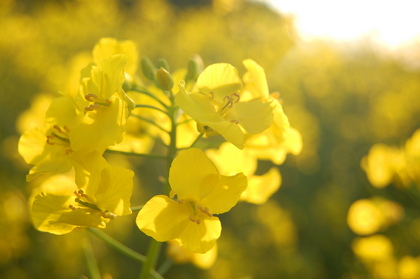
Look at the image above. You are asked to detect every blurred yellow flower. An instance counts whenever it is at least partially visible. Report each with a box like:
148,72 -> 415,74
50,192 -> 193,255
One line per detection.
352,234 -> 394,262
347,198 -> 404,235
92,37 -> 139,83
136,148 -> 247,253
362,129 -> 420,189
166,240 -> 217,269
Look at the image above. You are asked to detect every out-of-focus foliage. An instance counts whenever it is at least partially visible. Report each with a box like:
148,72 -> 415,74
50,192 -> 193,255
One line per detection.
1,0 -> 420,278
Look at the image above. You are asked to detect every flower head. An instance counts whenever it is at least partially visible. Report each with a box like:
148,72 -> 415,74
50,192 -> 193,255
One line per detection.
175,61 -> 274,149
136,148 -> 247,253
31,164 -> 133,235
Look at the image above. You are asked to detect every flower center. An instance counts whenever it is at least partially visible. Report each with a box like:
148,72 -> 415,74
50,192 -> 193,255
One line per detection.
184,200 -> 212,225
46,125 -> 72,153
84,93 -> 112,111
68,189 -> 116,219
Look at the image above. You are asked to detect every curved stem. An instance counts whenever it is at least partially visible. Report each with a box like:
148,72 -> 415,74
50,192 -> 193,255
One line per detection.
130,87 -> 170,109
131,114 -> 170,134
83,236 -> 101,279
140,93 -> 179,279
188,133 -> 203,149
135,104 -> 170,117
88,228 -> 147,263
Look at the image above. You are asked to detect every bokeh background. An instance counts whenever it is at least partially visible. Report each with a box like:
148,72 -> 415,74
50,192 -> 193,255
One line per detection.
1,0 -> 419,278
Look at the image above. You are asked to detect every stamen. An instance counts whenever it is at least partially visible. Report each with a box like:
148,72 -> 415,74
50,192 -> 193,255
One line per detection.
231,93 -> 240,103
230,119 -> 239,124
84,94 -> 98,102
85,104 -> 100,111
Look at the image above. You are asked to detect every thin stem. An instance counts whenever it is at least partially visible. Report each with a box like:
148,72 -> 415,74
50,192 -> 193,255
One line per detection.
188,133 -> 203,149
140,91 -> 179,279
83,236 -> 101,279
88,228 -> 147,263
157,258 -> 173,276
135,104 -> 170,117
139,240 -> 162,279
105,149 -> 167,160
130,87 -> 170,109
131,114 -> 170,134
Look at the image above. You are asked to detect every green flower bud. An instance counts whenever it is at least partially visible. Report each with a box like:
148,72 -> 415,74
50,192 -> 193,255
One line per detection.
157,58 -> 170,72
141,56 -> 156,81
156,67 -> 174,91
185,55 -> 204,83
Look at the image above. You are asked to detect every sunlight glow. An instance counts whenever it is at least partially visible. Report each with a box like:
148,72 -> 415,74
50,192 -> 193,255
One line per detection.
265,0 -> 420,48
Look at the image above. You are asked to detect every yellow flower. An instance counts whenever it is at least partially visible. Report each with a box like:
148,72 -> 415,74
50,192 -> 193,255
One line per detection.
18,92 -> 110,185
92,37 -> 139,82
166,240 -> 217,269
347,198 -> 404,235
361,130 -> 420,189
70,54 -> 134,154
206,142 -> 281,204
241,59 -> 302,164
175,61 -> 274,149
136,148 -> 247,253
31,164 -> 134,235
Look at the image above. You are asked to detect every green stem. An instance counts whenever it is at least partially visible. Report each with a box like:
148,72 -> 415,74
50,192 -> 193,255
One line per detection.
135,104 -> 170,117
131,114 -> 170,134
105,149 -> 166,160
188,133 -> 203,149
140,92 -> 179,279
157,258 -> 173,276
83,236 -> 101,279
88,228 -> 147,263
139,240 -> 163,279
130,87 -> 170,109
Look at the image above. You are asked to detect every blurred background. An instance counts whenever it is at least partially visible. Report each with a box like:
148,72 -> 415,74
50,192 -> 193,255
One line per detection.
1,0 -> 419,278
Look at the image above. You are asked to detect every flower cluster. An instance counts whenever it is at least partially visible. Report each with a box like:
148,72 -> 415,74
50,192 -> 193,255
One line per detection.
18,38 -> 301,261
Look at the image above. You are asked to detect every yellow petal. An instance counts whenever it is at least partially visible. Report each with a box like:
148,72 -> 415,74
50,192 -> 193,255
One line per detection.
178,216 -> 221,253
94,165 -> 134,216
240,167 -> 281,204
229,99 -> 273,134
70,97 -> 127,154
169,148 -> 219,201
93,38 -> 138,78
201,173 -> 247,214
90,54 -> 127,99
70,151 -> 107,189
196,63 -> 242,100
31,192 -> 106,235
136,195 -> 190,242
175,85 -> 245,149
206,142 -> 257,176
242,59 -> 269,99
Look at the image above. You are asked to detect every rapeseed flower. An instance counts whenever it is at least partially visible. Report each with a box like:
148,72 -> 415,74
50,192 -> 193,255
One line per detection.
136,148 -> 246,253
175,61 -> 274,149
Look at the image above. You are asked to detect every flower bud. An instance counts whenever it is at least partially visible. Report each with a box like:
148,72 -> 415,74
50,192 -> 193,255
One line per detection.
157,58 -> 170,72
156,67 -> 174,90
141,56 -> 156,81
185,55 -> 204,83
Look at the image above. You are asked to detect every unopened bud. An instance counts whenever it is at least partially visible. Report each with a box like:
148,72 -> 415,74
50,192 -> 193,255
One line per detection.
157,58 -> 170,72
156,67 -> 174,90
141,56 -> 156,81
185,55 -> 204,82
